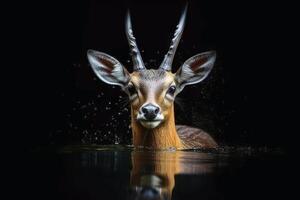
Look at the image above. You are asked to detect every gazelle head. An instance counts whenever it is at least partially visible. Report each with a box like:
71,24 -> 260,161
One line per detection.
87,6 -> 216,130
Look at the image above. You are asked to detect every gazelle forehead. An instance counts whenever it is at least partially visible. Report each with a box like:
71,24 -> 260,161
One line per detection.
130,69 -> 174,88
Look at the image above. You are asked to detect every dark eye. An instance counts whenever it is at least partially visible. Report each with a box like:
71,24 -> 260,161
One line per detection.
167,86 -> 176,96
127,84 -> 137,96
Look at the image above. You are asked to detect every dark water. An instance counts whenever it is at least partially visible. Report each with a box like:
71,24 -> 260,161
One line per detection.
20,146 -> 288,200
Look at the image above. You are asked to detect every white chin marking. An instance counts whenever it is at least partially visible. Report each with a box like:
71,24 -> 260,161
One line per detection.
140,121 -> 161,129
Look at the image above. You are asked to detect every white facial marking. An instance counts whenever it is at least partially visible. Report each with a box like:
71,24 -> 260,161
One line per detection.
137,112 -> 164,121
140,121 -> 161,129
137,112 -> 164,129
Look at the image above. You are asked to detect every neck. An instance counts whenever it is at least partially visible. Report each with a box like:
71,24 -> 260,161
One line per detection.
131,105 -> 182,149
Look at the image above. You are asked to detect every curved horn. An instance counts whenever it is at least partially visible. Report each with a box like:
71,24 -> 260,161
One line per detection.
159,5 -> 188,71
125,11 -> 146,71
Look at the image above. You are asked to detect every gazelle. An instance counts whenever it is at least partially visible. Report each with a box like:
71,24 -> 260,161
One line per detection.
87,6 -> 217,150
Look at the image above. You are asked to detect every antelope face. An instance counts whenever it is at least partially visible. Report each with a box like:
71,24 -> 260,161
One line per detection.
129,70 -> 175,129
87,5 -> 216,129
87,50 -> 215,129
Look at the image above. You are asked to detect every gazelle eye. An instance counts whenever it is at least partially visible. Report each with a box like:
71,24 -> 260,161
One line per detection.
167,86 -> 176,96
127,84 -> 137,96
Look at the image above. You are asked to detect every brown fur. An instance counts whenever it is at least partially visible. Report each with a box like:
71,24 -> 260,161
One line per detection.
131,104 -> 182,149
129,70 -> 217,150
176,125 -> 218,149
131,105 -> 218,149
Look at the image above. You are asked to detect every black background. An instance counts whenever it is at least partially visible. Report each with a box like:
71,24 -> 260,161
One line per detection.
4,1 -> 294,200
8,0 -> 292,150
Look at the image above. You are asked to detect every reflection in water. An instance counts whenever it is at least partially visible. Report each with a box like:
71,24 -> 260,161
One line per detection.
60,146 -> 217,200
129,151 -> 215,200
28,146 -> 285,200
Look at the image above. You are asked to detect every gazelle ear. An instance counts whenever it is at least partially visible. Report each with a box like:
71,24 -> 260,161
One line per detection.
175,51 -> 216,92
87,49 -> 130,88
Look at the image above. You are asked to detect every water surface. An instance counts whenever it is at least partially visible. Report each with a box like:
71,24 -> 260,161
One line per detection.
22,145 -> 287,200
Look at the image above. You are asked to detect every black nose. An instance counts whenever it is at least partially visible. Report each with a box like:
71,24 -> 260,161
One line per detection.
141,104 -> 160,120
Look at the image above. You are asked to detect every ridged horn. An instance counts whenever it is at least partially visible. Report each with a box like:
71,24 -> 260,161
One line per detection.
125,11 -> 146,71
159,4 -> 188,71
